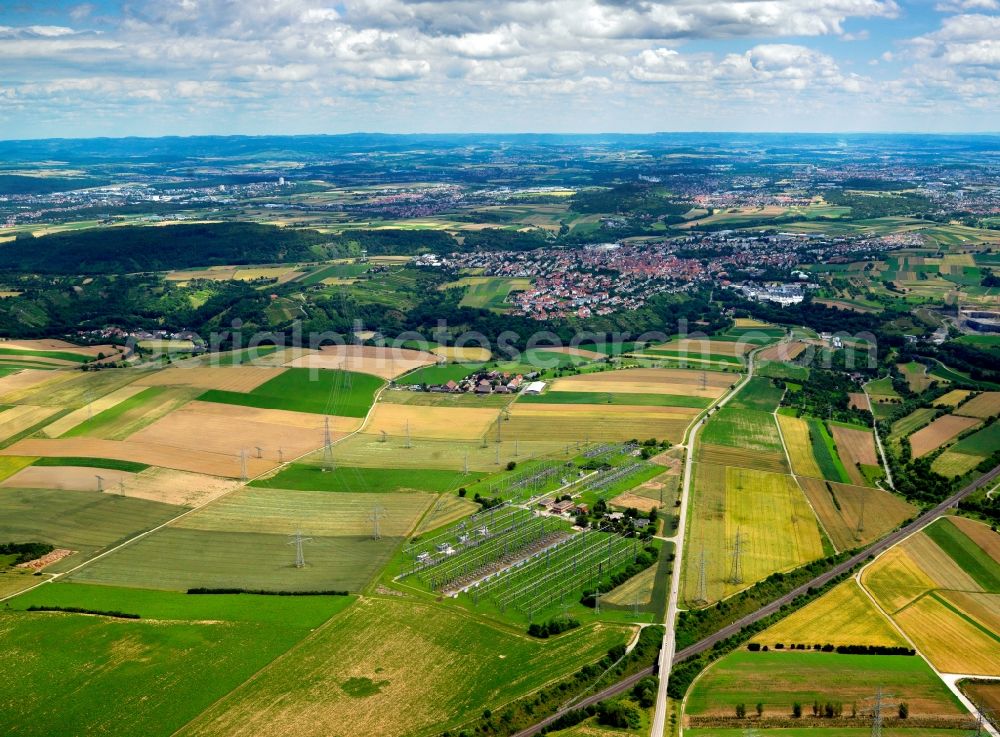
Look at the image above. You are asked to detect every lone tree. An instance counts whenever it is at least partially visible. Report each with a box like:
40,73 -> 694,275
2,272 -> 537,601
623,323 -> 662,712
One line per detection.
756,703 -> 764,718
899,702 -> 909,719
792,702 -> 803,719
735,703 -> 746,719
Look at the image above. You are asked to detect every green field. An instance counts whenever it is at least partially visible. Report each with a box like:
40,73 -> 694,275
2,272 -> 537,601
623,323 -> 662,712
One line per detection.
63,386 -> 170,437
452,276 -> 532,311
300,261 -> 372,285
701,408 -> 784,453
0,585 -> 353,737
686,651 -> 963,718
518,390 -> 711,408
950,422 -> 1000,457
0,346 -> 91,363
31,455 -> 150,472
808,418 -> 851,484
68,488 -> 433,592
757,361 -> 810,381
212,345 -> 281,365
251,464 -> 480,493
865,377 -> 899,401
0,487 -> 181,572
890,408 -> 937,440
176,596 -> 629,737
199,367 -> 383,417
923,518 -> 1000,591
394,363 -> 481,386
727,376 -> 785,412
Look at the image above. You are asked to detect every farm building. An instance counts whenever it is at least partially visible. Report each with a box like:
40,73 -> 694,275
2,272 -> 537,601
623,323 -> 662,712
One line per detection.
523,381 -> 547,395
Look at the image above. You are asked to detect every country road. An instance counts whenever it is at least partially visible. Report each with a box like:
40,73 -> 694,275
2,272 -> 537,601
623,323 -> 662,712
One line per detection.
512,461 -> 1000,737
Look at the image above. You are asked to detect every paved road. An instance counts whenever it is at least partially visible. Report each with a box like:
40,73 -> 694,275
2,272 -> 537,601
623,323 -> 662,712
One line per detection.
512,462 -> 1000,737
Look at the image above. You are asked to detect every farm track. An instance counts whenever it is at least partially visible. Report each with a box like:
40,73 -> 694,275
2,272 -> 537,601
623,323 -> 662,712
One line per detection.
512,462 -> 1000,737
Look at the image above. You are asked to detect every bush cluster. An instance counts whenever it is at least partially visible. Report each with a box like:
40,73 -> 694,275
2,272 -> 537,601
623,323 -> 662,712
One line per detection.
527,617 -> 581,639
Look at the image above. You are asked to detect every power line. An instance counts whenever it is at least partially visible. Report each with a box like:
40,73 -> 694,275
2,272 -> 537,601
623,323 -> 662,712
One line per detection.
728,528 -> 745,585
287,529 -> 312,568
369,505 -> 386,540
322,416 -> 335,471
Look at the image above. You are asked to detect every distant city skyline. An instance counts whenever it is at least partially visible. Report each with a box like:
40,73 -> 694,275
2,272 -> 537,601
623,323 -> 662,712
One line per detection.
1,0 -> 998,139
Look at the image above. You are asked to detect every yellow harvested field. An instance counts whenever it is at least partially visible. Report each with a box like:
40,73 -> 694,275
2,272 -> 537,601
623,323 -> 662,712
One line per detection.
1,438 -> 276,478
551,367 -> 733,398
909,414 -> 980,457
0,455 -> 37,482
948,516 -> 1000,563
431,346 -> 491,362
734,318 -> 772,328
285,345 -> 436,380
751,580 -> 907,648
908,532 -> 984,592
0,370 -> 141,408
507,403 -> 698,443
0,405 -> 59,443
934,389 -> 973,408
0,465 -> 133,492
603,565 -> 656,607
0,339 -> 116,358
132,366 -> 285,392
0,354 -> 77,367
758,341 -> 808,362
0,369 -> 73,403
861,545 -> 938,613
955,391 -> 1000,419
40,384 -> 150,437
364,403 -> 498,440
830,424 -> 878,485
848,392 -> 871,411
128,401 -> 361,461
648,338 -> 752,356
799,477 -> 916,551
777,414 -> 823,479
534,345 -> 605,360
413,494 -> 481,535
941,590 -> 1000,634
895,594 -> 1000,676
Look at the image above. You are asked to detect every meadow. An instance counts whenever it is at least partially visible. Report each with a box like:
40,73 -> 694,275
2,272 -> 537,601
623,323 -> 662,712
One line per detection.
0,585 -> 352,737
449,276 -> 533,311
686,651 -> 962,718
700,408 -> 784,453
0,487 -> 181,572
251,463 -> 478,493
176,597 -> 630,737
198,367 -> 383,417
394,363 -> 481,386
69,488 -> 432,592
726,376 -> 785,412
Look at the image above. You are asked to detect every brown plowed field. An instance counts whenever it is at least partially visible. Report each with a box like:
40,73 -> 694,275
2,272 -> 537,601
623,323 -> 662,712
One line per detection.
909,414 -> 980,457
132,366 -> 285,392
285,345 -> 437,380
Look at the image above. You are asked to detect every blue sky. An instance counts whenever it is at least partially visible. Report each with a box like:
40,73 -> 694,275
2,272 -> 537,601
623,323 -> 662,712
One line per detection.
1,0 -> 997,138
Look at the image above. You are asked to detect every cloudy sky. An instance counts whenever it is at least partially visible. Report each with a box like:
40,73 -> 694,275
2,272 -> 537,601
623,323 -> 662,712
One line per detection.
1,0 -> 998,138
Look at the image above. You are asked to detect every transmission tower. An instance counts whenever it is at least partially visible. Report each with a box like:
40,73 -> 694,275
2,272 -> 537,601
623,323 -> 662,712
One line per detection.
255,446 -> 263,459
695,547 -> 709,604
860,688 -> 896,737
964,707 -> 997,737
95,475 -> 104,492
322,417 -> 335,471
728,528 -> 745,585
405,420 -> 412,449
496,412 -> 502,444
278,447 -> 284,463
856,493 -> 866,537
239,448 -> 248,482
287,529 -> 312,568
369,505 -> 386,540
700,371 -> 708,391
118,480 -> 126,496
464,452 -> 470,475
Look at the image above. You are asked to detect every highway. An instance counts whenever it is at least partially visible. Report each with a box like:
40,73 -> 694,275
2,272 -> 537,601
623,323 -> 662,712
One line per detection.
512,461 -> 1000,737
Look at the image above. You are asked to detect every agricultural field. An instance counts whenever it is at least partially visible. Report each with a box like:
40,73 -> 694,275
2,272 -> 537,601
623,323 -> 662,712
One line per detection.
284,344 -> 437,380
829,424 -> 879,487
933,389 -> 973,408
931,450 -> 986,478
549,367 -> 735,400
251,464 -> 476,493
750,580 -> 908,649
430,345 -> 491,362
861,518 -> 1000,676
132,366 -> 285,392
518,389 -> 711,408
685,651 -> 963,721
777,414 -> 824,479
0,404 -> 61,444
757,340 -> 808,363
727,376 -> 784,412
63,386 -> 202,439
798,477 -> 916,550
897,361 -> 933,393
39,383 -> 149,437
198,367 -> 383,417
908,414 -> 980,458
684,462 -> 823,605
699,443 -> 789,474
0,585 -> 351,737
443,276 -> 533,311
393,363 -> 482,386
847,392 -> 871,412
889,408 -> 937,442
68,488 -> 433,592
175,597 -> 629,737
954,391 -> 1000,419
365,402 -> 499,440
700,408 -> 784,453
506,403 -> 698,444
865,377 -> 900,403
0,487 -> 181,572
